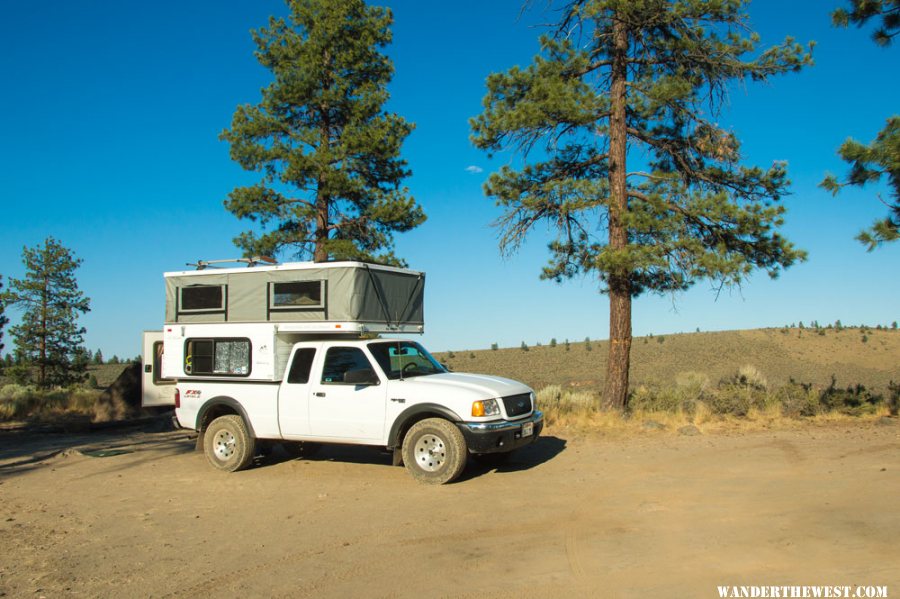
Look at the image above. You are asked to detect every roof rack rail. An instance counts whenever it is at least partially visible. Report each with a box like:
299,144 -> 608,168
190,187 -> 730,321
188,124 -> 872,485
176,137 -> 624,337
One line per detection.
186,256 -> 278,270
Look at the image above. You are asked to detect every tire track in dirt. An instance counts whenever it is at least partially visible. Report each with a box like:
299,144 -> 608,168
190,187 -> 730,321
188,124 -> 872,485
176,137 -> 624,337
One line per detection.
565,525 -> 586,580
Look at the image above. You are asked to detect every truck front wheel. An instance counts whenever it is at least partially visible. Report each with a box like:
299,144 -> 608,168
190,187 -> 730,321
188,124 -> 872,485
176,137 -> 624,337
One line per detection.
204,415 -> 255,472
401,418 -> 467,485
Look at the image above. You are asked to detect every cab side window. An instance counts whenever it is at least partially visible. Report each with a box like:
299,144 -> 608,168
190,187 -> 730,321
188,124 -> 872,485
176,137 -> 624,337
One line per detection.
287,348 -> 316,384
321,347 -> 373,384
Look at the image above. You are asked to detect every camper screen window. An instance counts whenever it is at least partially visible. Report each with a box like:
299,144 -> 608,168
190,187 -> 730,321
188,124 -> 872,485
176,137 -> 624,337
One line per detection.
180,285 -> 225,312
184,338 -> 250,376
270,281 -> 323,309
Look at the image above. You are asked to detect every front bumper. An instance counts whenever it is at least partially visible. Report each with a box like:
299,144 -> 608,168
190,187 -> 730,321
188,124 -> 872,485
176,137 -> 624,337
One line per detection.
458,410 -> 544,454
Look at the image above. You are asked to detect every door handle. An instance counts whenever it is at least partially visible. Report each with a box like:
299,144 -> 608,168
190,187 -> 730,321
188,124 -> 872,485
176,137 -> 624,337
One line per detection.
314,392 -> 326,397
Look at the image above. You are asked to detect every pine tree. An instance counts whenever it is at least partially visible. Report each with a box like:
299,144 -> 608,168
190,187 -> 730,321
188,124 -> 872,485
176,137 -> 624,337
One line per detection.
221,0 -> 425,265
831,0 -> 899,46
0,275 -> 8,361
821,117 -> 899,250
821,1 -> 899,249
93,349 -> 104,365
2,237 -> 91,387
472,0 -> 810,409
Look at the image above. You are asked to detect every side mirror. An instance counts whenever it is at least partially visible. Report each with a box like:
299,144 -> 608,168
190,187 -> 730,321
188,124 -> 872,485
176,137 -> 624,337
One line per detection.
344,368 -> 380,386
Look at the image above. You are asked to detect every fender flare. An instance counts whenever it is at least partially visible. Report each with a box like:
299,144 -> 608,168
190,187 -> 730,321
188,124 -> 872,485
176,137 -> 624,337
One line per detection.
195,396 -> 257,439
387,403 -> 463,448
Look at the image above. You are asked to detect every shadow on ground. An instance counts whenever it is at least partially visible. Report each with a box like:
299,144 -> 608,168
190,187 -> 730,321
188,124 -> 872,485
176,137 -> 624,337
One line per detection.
0,417 -> 196,478
258,434 -> 568,482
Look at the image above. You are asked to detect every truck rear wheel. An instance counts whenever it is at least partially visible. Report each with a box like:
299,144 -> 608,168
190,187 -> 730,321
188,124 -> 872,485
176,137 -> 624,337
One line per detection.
401,418 -> 467,485
204,415 -> 255,472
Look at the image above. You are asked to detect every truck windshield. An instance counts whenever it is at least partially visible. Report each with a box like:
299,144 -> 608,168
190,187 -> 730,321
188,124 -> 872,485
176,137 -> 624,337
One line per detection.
367,341 -> 447,380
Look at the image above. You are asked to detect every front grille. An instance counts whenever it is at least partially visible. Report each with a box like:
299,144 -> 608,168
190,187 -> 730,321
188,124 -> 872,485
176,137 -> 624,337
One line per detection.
501,393 -> 532,417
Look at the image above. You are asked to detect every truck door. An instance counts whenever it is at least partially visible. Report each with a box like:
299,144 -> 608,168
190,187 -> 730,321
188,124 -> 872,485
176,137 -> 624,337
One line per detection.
278,345 -> 319,438
141,331 -> 176,407
308,346 -> 386,440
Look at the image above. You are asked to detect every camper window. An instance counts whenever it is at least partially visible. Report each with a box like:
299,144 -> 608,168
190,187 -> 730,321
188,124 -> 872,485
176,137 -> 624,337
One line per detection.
270,281 -> 324,310
184,338 -> 251,376
180,285 -> 225,313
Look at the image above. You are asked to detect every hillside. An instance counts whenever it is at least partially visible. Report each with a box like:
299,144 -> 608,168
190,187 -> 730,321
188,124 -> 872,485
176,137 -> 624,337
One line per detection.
435,327 -> 900,394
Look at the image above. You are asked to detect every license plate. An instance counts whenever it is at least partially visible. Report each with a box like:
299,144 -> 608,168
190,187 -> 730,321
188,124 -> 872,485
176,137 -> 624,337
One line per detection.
521,421 -> 534,437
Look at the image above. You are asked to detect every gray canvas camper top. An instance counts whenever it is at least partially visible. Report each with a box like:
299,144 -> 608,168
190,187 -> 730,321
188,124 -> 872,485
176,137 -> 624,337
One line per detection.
164,261 -> 424,333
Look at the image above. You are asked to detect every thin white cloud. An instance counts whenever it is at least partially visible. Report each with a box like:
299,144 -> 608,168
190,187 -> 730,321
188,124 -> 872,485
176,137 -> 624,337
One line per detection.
464,165 -> 484,174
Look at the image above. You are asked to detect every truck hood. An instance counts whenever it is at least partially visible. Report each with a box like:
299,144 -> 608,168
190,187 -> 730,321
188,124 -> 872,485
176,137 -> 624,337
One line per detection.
396,371 -> 532,399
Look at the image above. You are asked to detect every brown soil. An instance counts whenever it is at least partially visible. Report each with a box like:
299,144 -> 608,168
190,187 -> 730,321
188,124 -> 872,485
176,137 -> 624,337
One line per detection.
1,421 -> 898,597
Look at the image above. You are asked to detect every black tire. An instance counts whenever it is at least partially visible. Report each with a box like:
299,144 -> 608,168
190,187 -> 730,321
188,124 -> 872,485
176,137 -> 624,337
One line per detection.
401,418 -> 467,484
472,451 -> 513,467
280,441 -> 323,459
203,415 -> 255,472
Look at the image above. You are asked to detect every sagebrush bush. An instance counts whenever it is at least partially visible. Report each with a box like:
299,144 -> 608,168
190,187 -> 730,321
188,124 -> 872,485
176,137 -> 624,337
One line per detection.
776,380 -> 821,417
819,377 -> 881,415
628,384 -> 698,415
536,385 -> 596,423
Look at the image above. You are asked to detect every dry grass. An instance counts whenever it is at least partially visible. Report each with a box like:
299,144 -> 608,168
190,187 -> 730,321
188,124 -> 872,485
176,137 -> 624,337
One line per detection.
534,374 -> 897,436
438,327 -> 900,395
0,384 -> 103,423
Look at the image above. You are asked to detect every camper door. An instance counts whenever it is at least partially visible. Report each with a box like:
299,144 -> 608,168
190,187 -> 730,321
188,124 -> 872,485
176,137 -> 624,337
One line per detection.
141,331 -> 176,407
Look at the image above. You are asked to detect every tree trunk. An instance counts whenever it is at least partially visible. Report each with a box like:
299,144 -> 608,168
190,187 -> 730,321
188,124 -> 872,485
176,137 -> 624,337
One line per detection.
314,189 -> 329,262
39,272 -> 48,387
602,14 -> 632,411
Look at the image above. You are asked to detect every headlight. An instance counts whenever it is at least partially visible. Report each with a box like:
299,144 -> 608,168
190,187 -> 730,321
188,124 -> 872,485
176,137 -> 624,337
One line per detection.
472,398 -> 501,417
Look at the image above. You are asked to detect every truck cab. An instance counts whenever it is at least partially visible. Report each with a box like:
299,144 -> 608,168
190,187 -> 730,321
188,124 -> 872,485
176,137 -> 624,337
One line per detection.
174,338 -> 543,484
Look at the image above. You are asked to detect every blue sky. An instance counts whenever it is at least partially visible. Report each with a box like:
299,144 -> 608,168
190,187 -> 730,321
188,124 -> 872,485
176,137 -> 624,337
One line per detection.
0,0 -> 897,360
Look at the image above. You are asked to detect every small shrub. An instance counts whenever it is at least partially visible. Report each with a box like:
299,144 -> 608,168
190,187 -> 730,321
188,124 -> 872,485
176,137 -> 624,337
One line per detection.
776,380 -> 820,417
549,338 -> 557,348
885,381 -> 899,416
520,341 -> 529,352
490,343 -> 498,351
819,377 -> 881,415
584,337 -> 592,351
564,339 -> 570,351
861,334 -> 868,343
447,350 -> 455,359
536,385 -> 596,423
891,321 -> 897,330
469,352 -> 475,359
657,336 -> 665,344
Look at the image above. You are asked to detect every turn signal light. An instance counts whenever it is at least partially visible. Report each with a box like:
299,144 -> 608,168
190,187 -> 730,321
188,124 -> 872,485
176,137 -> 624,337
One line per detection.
174,388 -> 180,409
472,401 -> 485,417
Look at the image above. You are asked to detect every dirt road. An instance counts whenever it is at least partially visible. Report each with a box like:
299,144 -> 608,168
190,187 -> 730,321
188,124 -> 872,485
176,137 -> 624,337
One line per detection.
1,421 -> 897,598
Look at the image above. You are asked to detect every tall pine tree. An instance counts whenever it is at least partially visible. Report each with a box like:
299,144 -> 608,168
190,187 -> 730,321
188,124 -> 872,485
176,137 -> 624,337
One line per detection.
821,1 -> 899,250
472,0 -> 810,410
221,0 -> 424,265
2,237 -> 91,387
0,275 -> 8,363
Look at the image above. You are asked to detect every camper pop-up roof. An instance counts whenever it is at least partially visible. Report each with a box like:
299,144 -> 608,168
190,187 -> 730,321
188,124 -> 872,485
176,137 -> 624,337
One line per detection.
164,261 -> 424,333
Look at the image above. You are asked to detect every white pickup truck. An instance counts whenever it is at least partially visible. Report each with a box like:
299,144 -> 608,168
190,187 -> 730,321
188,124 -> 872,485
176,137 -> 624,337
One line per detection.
174,338 -> 543,484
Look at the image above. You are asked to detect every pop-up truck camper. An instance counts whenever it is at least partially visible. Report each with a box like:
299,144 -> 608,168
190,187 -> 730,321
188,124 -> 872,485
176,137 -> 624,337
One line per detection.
142,259 -> 542,484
